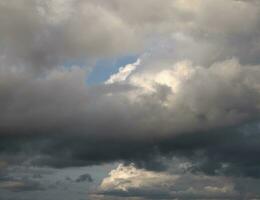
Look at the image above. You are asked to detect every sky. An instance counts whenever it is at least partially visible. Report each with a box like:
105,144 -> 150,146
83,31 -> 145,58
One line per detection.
0,0 -> 260,199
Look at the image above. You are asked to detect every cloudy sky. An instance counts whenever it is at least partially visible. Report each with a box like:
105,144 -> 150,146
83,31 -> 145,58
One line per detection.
0,0 -> 260,199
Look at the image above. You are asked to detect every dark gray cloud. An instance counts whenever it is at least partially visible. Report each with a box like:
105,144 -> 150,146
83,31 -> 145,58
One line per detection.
75,174 -> 93,183
1,122 -> 260,179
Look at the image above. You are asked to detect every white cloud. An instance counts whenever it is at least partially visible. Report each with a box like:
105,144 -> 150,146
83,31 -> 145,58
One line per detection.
99,164 -> 179,192
95,164 -> 238,199
106,59 -> 141,84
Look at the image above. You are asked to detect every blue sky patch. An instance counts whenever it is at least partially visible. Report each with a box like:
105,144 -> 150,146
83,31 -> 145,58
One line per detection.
86,55 -> 138,85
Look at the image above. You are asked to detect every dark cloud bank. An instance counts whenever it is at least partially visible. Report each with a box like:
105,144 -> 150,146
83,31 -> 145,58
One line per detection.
1,122 -> 260,178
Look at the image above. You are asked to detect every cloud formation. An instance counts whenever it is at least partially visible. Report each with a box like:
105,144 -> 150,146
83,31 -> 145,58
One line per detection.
0,56 -> 260,177
0,0 -> 141,71
2,0 -> 260,71
0,3 -> 260,200
93,164 -> 260,200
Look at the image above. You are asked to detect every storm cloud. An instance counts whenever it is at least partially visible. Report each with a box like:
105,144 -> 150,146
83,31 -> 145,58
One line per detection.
0,0 -> 260,199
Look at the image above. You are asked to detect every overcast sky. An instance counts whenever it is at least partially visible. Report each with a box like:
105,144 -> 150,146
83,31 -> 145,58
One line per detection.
1,0 -> 260,200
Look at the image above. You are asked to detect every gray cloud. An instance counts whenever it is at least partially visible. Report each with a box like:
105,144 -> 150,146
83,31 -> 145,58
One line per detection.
2,0 -> 260,73
1,58 -> 259,137
0,0 -> 260,193
0,178 -> 45,192
0,0 -> 141,72
75,173 -> 93,183
0,56 -> 260,178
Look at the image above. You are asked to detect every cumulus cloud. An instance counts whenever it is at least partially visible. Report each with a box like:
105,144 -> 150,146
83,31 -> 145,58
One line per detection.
93,164 -> 245,199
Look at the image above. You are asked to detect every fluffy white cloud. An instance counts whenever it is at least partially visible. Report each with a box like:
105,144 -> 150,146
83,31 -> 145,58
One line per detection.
106,59 -> 141,84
